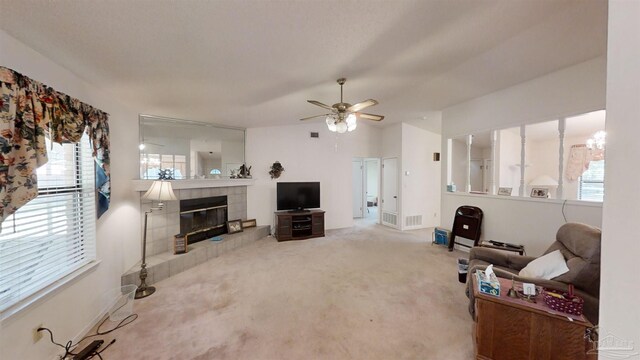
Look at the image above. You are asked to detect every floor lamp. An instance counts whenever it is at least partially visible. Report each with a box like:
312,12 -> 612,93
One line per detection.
135,180 -> 177,299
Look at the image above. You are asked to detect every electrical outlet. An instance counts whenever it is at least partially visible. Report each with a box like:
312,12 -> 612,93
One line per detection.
33,324 -> 43,343
433,212 -> 438,218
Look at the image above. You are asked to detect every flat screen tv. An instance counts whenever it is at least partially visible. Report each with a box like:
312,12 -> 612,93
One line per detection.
277,182 -> 320,211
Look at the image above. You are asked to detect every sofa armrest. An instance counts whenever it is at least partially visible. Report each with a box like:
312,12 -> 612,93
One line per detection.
469,247 -> 536,272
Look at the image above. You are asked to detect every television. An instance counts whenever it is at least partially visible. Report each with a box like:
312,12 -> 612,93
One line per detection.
277,182 -> 320,211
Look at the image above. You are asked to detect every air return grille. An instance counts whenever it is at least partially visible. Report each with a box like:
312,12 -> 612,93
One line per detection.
405,215 -> 423,227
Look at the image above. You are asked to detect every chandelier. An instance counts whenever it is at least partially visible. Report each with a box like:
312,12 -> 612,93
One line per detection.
586,131 -> 606,150
326,113 -> 357,133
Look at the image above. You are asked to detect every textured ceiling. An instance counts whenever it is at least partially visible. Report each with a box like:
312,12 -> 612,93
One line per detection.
0,0 -> 607,132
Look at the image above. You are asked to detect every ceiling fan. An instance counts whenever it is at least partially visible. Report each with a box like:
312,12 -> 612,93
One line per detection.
301,78 -> 384,133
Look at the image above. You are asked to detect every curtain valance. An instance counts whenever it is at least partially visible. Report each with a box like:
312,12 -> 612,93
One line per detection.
0,66 -> 111,223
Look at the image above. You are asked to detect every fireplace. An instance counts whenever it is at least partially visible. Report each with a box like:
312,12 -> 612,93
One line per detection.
179,196 -> 228,244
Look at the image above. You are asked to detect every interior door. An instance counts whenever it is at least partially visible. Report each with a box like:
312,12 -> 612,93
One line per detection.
382,157 -> 398,215
352,159 -> 364,218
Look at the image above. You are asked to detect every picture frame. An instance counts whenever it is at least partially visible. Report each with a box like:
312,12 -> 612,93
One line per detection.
530,188 -> 549,198
173,234 -> 188,254
227,219 -> 244,234
497,187 -> 512,196
242,219 -> 257,229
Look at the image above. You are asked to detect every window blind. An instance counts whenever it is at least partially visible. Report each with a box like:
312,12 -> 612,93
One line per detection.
579,160 -> 605,202
0,134 -> 96,313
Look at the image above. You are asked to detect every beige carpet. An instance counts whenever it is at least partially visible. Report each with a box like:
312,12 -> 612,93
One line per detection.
88,223 -> 473,359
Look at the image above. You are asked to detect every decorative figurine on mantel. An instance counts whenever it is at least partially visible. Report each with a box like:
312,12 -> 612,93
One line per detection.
230,169 -> 238,179
269,161 -> 284,179
239,164 -> 252,178
158,168 -> 174,180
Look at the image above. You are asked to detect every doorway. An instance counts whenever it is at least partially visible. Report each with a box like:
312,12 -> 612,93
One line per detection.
364,159 -> 380,222
352,158 -> 381,224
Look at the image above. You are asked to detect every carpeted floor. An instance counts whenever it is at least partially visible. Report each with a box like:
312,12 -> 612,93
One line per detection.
88,222 -> 473,359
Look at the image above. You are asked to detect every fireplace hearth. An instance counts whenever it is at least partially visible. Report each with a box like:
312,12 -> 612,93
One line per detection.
180,196 -> 228,244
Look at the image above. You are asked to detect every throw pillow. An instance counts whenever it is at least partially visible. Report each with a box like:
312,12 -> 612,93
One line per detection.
519,250 -> 569,280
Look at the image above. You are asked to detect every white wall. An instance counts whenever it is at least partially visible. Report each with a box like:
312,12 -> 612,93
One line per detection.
401,123 -> 441,229
0,30 -> 141,359
246,122 -> 381,231
365,159 -> 379,199
441,57 -> 606,257
599,0 -> 640,354
442,195 -> 602,256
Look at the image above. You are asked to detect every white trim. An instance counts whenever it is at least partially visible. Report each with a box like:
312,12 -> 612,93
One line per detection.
132,178 -> 254,191
444,191 -> 603,208
0,260 -> 101,323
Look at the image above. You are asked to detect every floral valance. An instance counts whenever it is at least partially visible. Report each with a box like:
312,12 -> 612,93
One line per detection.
0,66 -> 111,223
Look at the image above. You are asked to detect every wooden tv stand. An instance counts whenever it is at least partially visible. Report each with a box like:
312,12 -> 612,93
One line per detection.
274,210 -> 325,241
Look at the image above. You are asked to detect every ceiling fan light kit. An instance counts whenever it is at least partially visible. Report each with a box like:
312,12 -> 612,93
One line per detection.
302,78 -> 383,133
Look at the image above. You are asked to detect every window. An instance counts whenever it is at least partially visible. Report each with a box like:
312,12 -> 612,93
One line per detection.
0,134 -> 96,313
579,160 -> 605,201
140,153 -> 186,179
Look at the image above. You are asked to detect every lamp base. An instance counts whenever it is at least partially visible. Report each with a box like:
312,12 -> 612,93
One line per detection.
134,286 -> 156,299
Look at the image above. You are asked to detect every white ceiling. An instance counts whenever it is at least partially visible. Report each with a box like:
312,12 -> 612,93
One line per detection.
0,0 -> 607,132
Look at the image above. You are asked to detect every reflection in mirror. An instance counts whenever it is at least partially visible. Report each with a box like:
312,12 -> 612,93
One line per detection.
449,136 -> 469,192
470,132 -> 492,193
139,115 -> 245,180
525,120 -> 560,198
497,127 -> 522,196
564,110 -> 606,201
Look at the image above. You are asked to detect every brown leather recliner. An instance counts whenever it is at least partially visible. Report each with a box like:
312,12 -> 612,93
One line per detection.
465,222 -> 601,324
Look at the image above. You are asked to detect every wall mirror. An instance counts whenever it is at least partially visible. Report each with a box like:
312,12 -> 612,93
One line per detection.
139,115 -> 245,180
447,109 -> 606,202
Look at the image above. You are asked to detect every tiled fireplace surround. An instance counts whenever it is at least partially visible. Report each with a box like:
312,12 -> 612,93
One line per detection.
143,186 -> 247,256
122,182 -> 269,287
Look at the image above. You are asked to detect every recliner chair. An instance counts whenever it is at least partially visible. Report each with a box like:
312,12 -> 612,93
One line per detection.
465,222 -> 601,324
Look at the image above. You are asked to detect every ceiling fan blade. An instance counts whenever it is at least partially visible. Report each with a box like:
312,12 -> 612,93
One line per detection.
300,113 -> 331,121
307,100 -> 335,111
358,112 -> 384,121
348,99 -> 378,113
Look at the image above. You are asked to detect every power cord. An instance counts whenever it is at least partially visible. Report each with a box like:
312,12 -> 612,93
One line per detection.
38,313 -> 137,359
562,199 -> 568,223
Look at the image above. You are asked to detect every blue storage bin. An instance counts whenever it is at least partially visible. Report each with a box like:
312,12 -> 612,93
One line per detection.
433,227 -> 451,246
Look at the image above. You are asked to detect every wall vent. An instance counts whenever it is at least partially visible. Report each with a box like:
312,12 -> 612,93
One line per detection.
405,215 -> 423,227
310,132 -> 319,138
382,212 -> 398,226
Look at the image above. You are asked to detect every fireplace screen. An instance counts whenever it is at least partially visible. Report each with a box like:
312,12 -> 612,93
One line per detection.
179,196 -> 228,243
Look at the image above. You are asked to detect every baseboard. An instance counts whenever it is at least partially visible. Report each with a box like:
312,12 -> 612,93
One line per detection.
52,308 -> 109,360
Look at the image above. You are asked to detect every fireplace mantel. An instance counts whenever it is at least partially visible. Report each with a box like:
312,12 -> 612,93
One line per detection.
132,179 -> 255,192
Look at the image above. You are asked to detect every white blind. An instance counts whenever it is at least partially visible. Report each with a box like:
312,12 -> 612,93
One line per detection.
0,134 -> 96,313
579,160 -> 605,202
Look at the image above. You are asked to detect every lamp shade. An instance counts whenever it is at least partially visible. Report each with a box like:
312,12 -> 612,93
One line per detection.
528,175 -> 558,187
143,180 -> 177,201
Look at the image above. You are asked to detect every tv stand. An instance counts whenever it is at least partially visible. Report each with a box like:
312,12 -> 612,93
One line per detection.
274,209 -> 324,241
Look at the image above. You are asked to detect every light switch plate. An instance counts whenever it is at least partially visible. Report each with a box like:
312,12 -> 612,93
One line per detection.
523,283 -> 536,296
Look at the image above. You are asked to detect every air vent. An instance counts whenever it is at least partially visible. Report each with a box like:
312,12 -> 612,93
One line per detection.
405,215 -> 423,227
310,132 -> 319,138
382,212 -> 398,226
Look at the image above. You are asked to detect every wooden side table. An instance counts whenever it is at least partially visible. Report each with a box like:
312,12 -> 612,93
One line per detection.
472,276 -> 596,360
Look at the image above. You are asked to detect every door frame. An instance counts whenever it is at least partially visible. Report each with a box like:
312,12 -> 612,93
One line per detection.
352,158 -> 365,219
